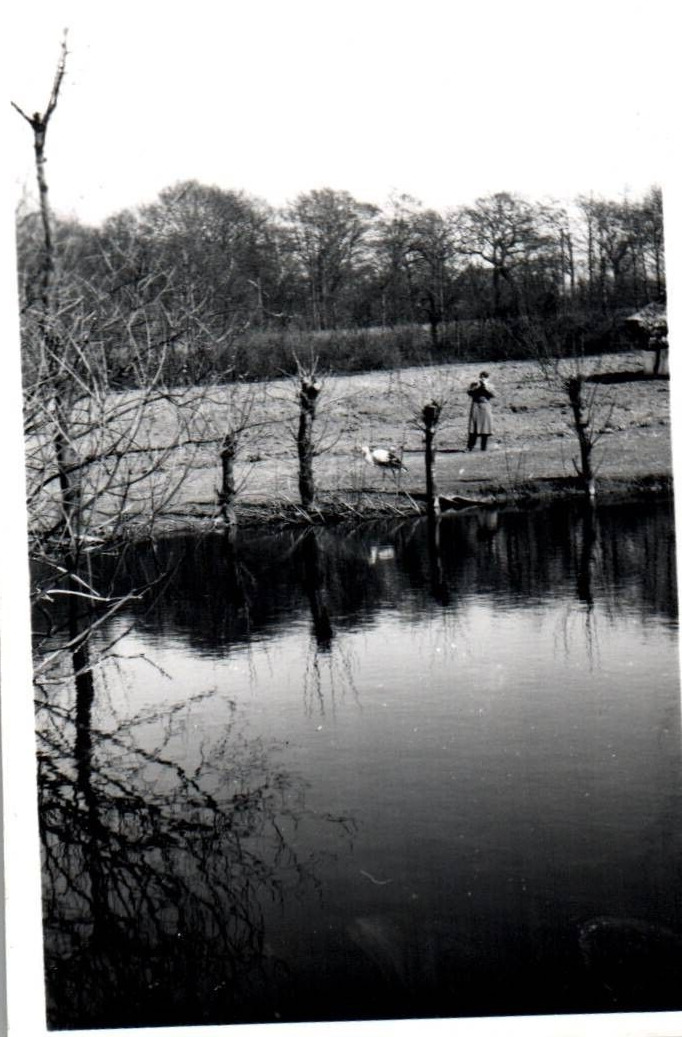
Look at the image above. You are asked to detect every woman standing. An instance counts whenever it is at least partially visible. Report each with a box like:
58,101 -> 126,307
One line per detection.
467,371 -> 495,451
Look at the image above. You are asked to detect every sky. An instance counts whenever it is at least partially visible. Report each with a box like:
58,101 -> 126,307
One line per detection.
5,0 -> 679,226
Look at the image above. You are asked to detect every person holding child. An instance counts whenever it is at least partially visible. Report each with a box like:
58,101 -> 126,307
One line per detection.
467,371 -> 495,451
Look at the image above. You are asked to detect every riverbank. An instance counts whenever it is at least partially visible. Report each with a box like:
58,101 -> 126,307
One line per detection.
28,350 -> 673,540
134,351 -> 673,535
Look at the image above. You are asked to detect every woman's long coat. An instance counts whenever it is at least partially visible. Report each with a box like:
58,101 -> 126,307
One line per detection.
468,383 -> 495,435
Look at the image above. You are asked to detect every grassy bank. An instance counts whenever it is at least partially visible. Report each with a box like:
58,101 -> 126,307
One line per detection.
71,349 -> 670,537
27,350 -> 672,539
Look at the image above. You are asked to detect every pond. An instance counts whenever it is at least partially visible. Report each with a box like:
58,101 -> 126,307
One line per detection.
35,499 -> 681,1029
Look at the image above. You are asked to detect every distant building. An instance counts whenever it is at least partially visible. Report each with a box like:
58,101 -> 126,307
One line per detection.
624,302 -> 668,376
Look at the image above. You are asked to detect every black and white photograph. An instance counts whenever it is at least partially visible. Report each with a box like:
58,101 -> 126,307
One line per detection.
2,2 -> 681,1035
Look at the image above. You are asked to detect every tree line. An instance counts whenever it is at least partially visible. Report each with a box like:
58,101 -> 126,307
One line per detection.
16,180 -> 665,385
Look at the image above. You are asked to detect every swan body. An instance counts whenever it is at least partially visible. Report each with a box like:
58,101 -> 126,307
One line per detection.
361,444 -> 407,471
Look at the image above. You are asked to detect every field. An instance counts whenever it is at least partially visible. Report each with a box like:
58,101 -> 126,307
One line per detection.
144,350 -> 673,530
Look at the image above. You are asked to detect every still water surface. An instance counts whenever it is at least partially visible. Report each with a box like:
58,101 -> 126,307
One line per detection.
36,500 -> 681,1028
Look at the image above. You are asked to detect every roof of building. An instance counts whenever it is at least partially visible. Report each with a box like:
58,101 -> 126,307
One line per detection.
624,302 -> 668,348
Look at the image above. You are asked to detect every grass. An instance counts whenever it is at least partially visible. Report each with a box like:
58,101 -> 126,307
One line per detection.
234,351 -> 669,504
31,350 -> 673,537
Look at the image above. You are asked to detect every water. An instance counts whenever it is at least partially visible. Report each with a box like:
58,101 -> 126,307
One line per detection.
34,499 -> 681,1029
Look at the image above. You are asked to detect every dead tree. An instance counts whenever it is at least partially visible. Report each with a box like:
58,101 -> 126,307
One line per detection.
12,35 -> 82,538
12,36 -> 66,321
400,372 -> 456,516
15,39 -> 243,714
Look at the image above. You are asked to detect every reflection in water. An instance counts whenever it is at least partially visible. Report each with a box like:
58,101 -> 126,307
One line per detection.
35,499 -> 680,1027
426,512 -> 450,606
297,528 -> 334,651
38,674 -> 343,1028
221,522 -> 252,617
80,500 -> 676,651
577,502 -> 600,609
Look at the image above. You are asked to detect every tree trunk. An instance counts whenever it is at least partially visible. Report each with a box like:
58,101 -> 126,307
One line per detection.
566,232 -> 575,301
424,290 -> 440,348
14,41 -> 78,540
218,431 -> 238,525
587,218 -> 595,303
54,431 -> 82,539
492,264 -> 501,316
565,375 -> 596,498
297,375 -> 321,510
422,400 -> 442,518
653,349 -> 660,376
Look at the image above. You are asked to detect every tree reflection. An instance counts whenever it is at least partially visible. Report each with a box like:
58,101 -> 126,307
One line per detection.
298,528 -> 334,652
220,522 -> 253,628
426,512 -> 450,606
70,502 -> 677,660
577,501 -> 600,610
37,646 -> 335,1029
289,528 -> 366,716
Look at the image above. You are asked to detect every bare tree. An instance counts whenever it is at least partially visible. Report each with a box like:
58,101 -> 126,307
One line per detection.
455,192 -> 550,317
399,368 -> 461,514
214,383 -> 265,526
527,322 -> 612,499
14,41 -> 271,711
417,399 -> 443,518
16,49 -> 326,1031
564,373 -> 597,498
407,209 -> 458,347
284,188 -> 378,330
294,355 -> 323,511
13,35 -> 76,536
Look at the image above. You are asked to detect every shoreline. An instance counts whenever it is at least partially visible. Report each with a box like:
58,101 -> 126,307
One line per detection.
120,473 -> 675,540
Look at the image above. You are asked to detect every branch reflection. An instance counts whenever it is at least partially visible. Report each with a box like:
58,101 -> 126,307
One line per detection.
38,650 -> 339,1029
